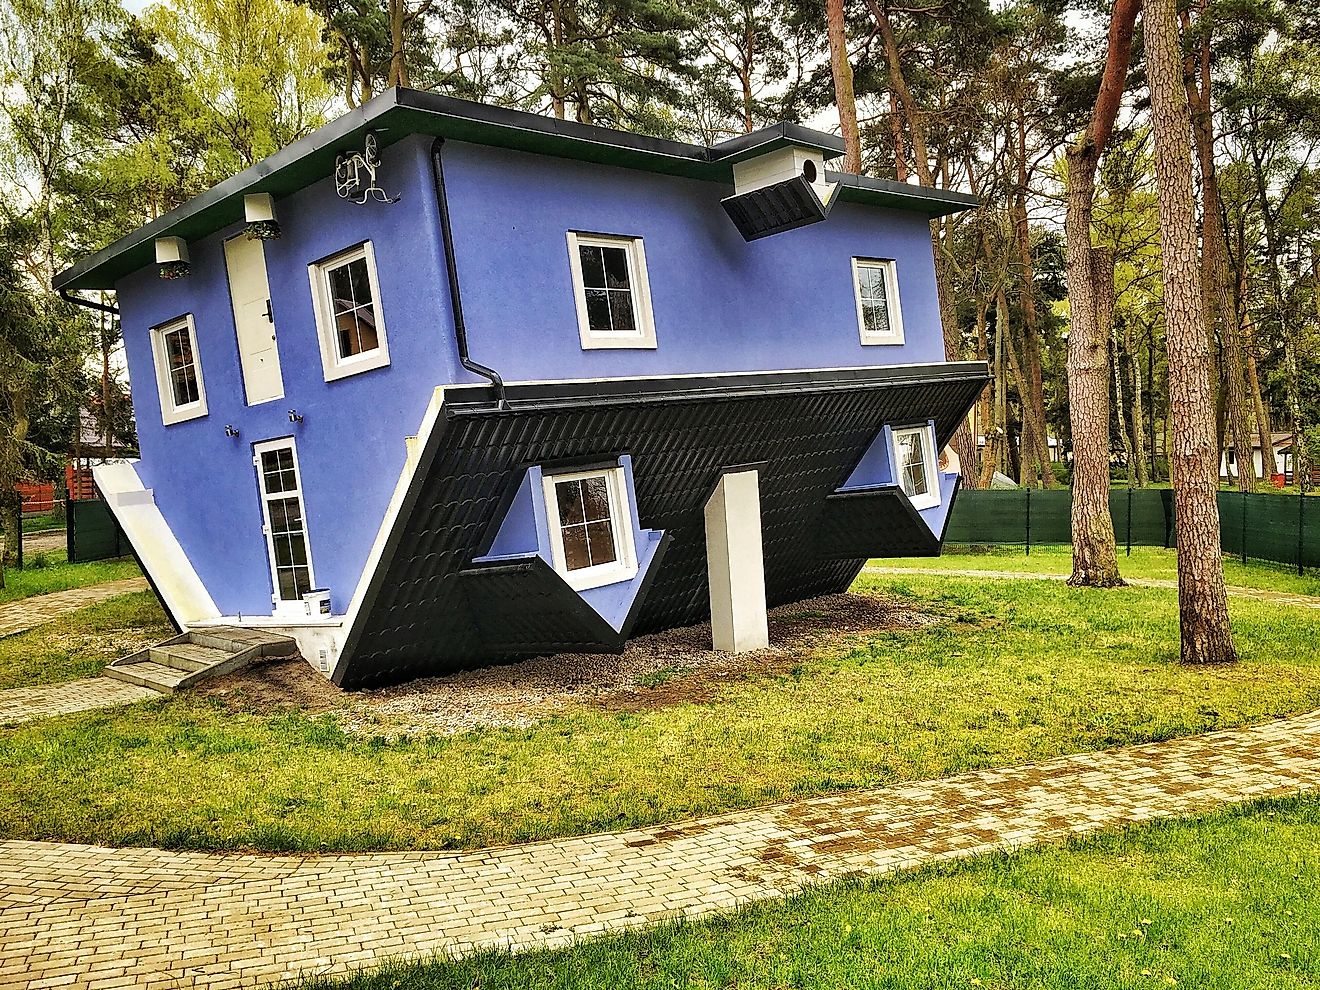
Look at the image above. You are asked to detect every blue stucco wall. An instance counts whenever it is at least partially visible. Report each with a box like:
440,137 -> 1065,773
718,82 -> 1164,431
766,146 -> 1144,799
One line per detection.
116,134 -> 458,615
115,131 -> 952,620
439,141 -> 947,380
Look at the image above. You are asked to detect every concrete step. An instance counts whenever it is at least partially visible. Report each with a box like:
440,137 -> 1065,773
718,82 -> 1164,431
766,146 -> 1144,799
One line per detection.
149,642 -> 232,673
105,660 -> 189,693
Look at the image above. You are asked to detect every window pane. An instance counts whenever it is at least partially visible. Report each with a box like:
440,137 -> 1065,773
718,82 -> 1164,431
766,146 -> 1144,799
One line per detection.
608,289 -> 635,332
274,534 -> 294,567
584,289 -> 612,332
328,264 -> 355,314
561,524 -> 590,570
336,312 -> 360,357
864,301 -> 891,336
602,246 -> 631,289
347,256 -> 372,305
556,478 -> 586,526
579,245 -> 606,288
585,519 -> 617,566
171,366 -> 198,406
277,568 -> 299,601
897,433 -> 929,498
581,476 -> 610,521
354,307 -> 380,352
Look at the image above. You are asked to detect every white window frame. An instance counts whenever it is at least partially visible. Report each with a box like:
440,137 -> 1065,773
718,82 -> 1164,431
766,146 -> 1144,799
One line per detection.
851,257 -> 905,345
308,241 -> 391,381
150,314 -> 208,425
541,465 -> 640,590
565,231 -> 657,350
253,437 -> 317,616
891,424 -> 940,510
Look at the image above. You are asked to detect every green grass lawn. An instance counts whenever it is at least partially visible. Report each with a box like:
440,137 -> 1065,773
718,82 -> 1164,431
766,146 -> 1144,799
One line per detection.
3,573 -> 1320,852
301,794 -> 1320,989
882,545 -> 1320,597
0,591 -> 172,690
0,552 -> 142,605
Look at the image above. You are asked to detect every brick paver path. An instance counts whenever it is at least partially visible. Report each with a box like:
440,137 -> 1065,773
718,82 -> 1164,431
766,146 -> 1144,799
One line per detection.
0,677 -> 160,726
1,712 -> 1317,989
0,577 -> 149,639
865,565 -> 1320,609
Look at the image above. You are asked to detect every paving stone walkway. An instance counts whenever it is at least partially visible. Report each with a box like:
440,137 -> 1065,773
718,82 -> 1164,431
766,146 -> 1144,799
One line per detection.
1,711 -> 1317,989
0,577 -> 149,639
0,677 -> 160,726
865,565 -> 1320,609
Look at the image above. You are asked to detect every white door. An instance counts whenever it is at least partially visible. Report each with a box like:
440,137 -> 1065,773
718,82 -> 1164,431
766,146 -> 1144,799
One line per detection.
224,235 -> 284,404
253,439 -> 315,615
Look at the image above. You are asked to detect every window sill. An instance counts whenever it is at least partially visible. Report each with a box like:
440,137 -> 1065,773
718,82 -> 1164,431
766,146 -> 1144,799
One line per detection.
323,349 -> 391,382
580,333 -> 657,351
558,562 -> 640,591
906,492 -> 940,511
859,335 -> 905,346
161,403 -> 208,426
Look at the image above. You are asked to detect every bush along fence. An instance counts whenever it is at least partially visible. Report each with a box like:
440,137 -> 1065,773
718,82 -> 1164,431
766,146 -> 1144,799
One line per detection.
944,488 -> 1319,574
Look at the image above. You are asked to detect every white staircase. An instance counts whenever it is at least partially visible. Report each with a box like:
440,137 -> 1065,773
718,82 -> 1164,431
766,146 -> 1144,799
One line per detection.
106,626 -> 297,694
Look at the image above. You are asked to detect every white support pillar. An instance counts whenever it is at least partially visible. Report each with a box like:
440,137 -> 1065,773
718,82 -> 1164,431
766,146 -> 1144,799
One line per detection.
704,468 -> 770,652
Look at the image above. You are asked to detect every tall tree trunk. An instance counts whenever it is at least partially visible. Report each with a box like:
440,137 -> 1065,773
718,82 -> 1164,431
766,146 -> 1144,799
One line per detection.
1112,322 -> 1136,484
825,0 -> 862,175
1063,0 -> 1138,588
1184,5 -> 1254,491
1127,321 -> 1148,487
1146,0 -> 1236,664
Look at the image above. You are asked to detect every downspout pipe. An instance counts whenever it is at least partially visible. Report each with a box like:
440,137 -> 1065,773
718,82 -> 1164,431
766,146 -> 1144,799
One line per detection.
430,137 -> 507,408
59,288 -> 120,316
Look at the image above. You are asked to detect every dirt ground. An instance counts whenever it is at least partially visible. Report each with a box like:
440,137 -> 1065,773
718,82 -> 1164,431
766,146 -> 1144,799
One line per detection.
192,591 -> 940,737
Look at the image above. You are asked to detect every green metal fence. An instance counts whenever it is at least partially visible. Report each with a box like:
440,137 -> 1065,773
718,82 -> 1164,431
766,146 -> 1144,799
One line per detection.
67,499 -> 132,563
946,488 -> 1318,572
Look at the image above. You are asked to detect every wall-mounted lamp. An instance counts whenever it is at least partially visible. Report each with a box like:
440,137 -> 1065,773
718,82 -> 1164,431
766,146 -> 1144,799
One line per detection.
224,424 -> 240,437
243,193 -> 281,240
155,236 -> 190,279
288,409 -> 304,424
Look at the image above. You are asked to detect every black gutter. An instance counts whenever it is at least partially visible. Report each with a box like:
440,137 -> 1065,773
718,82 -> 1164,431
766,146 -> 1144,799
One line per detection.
430,137 -> 506,407
59,288 -> 120,316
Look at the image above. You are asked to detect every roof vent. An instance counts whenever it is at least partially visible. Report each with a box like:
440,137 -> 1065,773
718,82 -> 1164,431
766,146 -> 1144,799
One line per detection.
721,146 -> 840,242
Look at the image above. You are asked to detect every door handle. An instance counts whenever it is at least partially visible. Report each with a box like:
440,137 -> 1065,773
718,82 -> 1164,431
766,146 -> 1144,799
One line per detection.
263,299 -> 274,323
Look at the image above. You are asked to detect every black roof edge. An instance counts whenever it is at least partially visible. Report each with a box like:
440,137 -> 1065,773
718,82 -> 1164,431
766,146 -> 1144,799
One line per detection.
441,361 -> 991,411
53,88 -> 976,291
709,122 -> 846,163
52,95 -> 396,292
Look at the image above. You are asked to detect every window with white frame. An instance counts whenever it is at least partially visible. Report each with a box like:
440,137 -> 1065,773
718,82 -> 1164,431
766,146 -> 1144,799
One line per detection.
254,439 -> 316,611
150,314 -> 208,425
852,258 -> 904,344
566,232 -> 657,349
308,241 -> 391,380
541,465 -> 639,590
891,425 -> 939,510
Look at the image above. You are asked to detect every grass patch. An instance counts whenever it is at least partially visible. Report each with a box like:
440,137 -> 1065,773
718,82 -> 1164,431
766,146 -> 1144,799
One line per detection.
881,545 -> 1320,597
3,576 -> 1320,852
301,794 -> 1320,989
0,592 -> 172,689
0,553 -> 141,605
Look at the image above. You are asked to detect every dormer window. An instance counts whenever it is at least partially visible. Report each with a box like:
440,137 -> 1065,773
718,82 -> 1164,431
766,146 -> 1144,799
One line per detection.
892,424 -> 939,510
566,232 -> 657,350
852,258 -> 904,345
150,314 -> 208,425
542,465 -> 640,590
309,241 -> 391,381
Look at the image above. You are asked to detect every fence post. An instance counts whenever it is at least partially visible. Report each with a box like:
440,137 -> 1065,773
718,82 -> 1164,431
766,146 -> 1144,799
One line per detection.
1241,492 -> 1247,566
1126,488 -> 1133,556
1024,487 -> 1032,556
1293,493 -> 1304,578
14,511 -> 20,570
